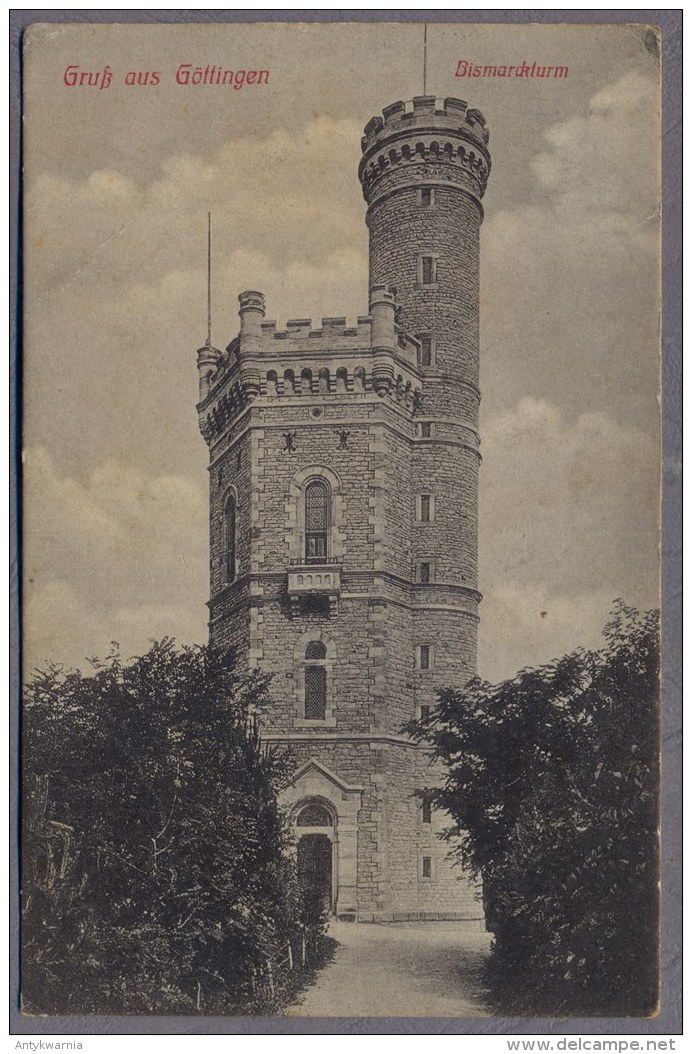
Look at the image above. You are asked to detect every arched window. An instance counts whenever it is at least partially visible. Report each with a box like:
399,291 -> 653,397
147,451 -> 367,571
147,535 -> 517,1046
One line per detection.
305,480 -> 329,563
300,368 -> 313,394
224,493 -> 236,583
304,641 -> 327,720
288,465 -> 343,568
296,802 -> 332,827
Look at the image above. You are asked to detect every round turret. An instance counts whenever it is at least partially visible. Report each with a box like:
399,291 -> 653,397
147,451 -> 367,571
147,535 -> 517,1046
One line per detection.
358,95 -> 492,609
358,96 -> 491,407
358,95 -> 490,209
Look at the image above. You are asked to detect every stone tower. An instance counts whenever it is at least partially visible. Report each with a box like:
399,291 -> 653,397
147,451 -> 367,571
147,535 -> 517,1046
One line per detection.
196,96 -> 491,921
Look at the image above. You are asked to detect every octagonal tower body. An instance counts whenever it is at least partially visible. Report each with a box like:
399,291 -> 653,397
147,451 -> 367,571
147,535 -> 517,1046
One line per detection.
197,97 -> 491,921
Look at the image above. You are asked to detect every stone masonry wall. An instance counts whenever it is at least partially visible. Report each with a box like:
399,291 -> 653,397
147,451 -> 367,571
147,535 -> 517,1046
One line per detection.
380,745 -> 483,920
266,735 -> 483,921
207,428 -> 252,665
204,386 -> 481,916
368,183 -> 482,402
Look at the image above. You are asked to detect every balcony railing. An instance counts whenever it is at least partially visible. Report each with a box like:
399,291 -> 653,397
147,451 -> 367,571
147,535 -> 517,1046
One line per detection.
287,563 -> 341,616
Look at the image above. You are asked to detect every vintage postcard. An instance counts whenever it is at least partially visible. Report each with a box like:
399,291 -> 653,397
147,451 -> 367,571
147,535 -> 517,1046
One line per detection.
18,16 -> 668,1028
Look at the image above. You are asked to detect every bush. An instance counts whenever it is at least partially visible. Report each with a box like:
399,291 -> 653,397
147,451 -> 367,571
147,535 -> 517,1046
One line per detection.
406,602 -> 660,1015
22,639 -> 327,1015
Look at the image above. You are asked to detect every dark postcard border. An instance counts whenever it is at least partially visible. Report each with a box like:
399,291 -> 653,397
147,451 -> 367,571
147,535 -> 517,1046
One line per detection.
9,7 -> 682,1038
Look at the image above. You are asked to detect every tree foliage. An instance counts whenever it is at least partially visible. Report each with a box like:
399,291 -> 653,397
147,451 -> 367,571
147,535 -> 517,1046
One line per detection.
406,602 -> 660,1015
22,640 -> 325,1015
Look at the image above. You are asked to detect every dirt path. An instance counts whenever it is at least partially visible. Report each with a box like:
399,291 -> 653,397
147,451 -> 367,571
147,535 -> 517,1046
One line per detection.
286,921 -> 492,1018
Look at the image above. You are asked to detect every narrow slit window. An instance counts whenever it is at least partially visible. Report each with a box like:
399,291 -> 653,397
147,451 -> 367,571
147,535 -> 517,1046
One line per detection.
420,495 -> 431,522
419,562 -> 431,584
224,494 -> 236,583
304,640 -> 328,721
304,667 -> 327,719
420,187 -> 434,207
419,336 -> 433,367
422,800 -> 432,824
422,856 -> 432,878
419,422 -> 432,438
421,256 -> 437,286
419,645 -> 431,670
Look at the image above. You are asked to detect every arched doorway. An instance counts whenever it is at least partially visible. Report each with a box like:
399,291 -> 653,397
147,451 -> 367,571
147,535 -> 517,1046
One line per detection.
283,759 -> 363,920
295,800 -> 335,912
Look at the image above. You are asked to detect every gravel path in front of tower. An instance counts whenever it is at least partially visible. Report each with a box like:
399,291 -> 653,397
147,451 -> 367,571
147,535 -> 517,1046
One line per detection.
286,920 -> 492,1018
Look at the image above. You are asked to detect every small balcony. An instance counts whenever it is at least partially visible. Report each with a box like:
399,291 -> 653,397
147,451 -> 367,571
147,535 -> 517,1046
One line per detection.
287,563 -> 341,616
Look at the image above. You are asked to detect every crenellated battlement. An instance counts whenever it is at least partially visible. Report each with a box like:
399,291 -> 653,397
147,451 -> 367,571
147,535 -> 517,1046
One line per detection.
361,96 -> 489,151
259,315 -> 373,350
359,96 -> 491,201
196,284 -> 425,416
196,285 -> 426,444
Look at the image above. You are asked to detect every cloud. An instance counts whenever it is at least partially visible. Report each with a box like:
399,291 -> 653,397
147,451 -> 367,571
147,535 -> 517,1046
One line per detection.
477,582 -> 627,686
21,72 -> 661,684
531,70 -> 659,220
481,70 -> 660,435
477,398 -> 659,681
25,116 -> 367,302
22,448 -> 209,671
24,579 -> 206,674
23,116 -> 369,480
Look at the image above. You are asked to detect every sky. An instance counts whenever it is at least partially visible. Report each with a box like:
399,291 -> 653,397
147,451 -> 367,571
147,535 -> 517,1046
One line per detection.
22,20 -> 661,682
